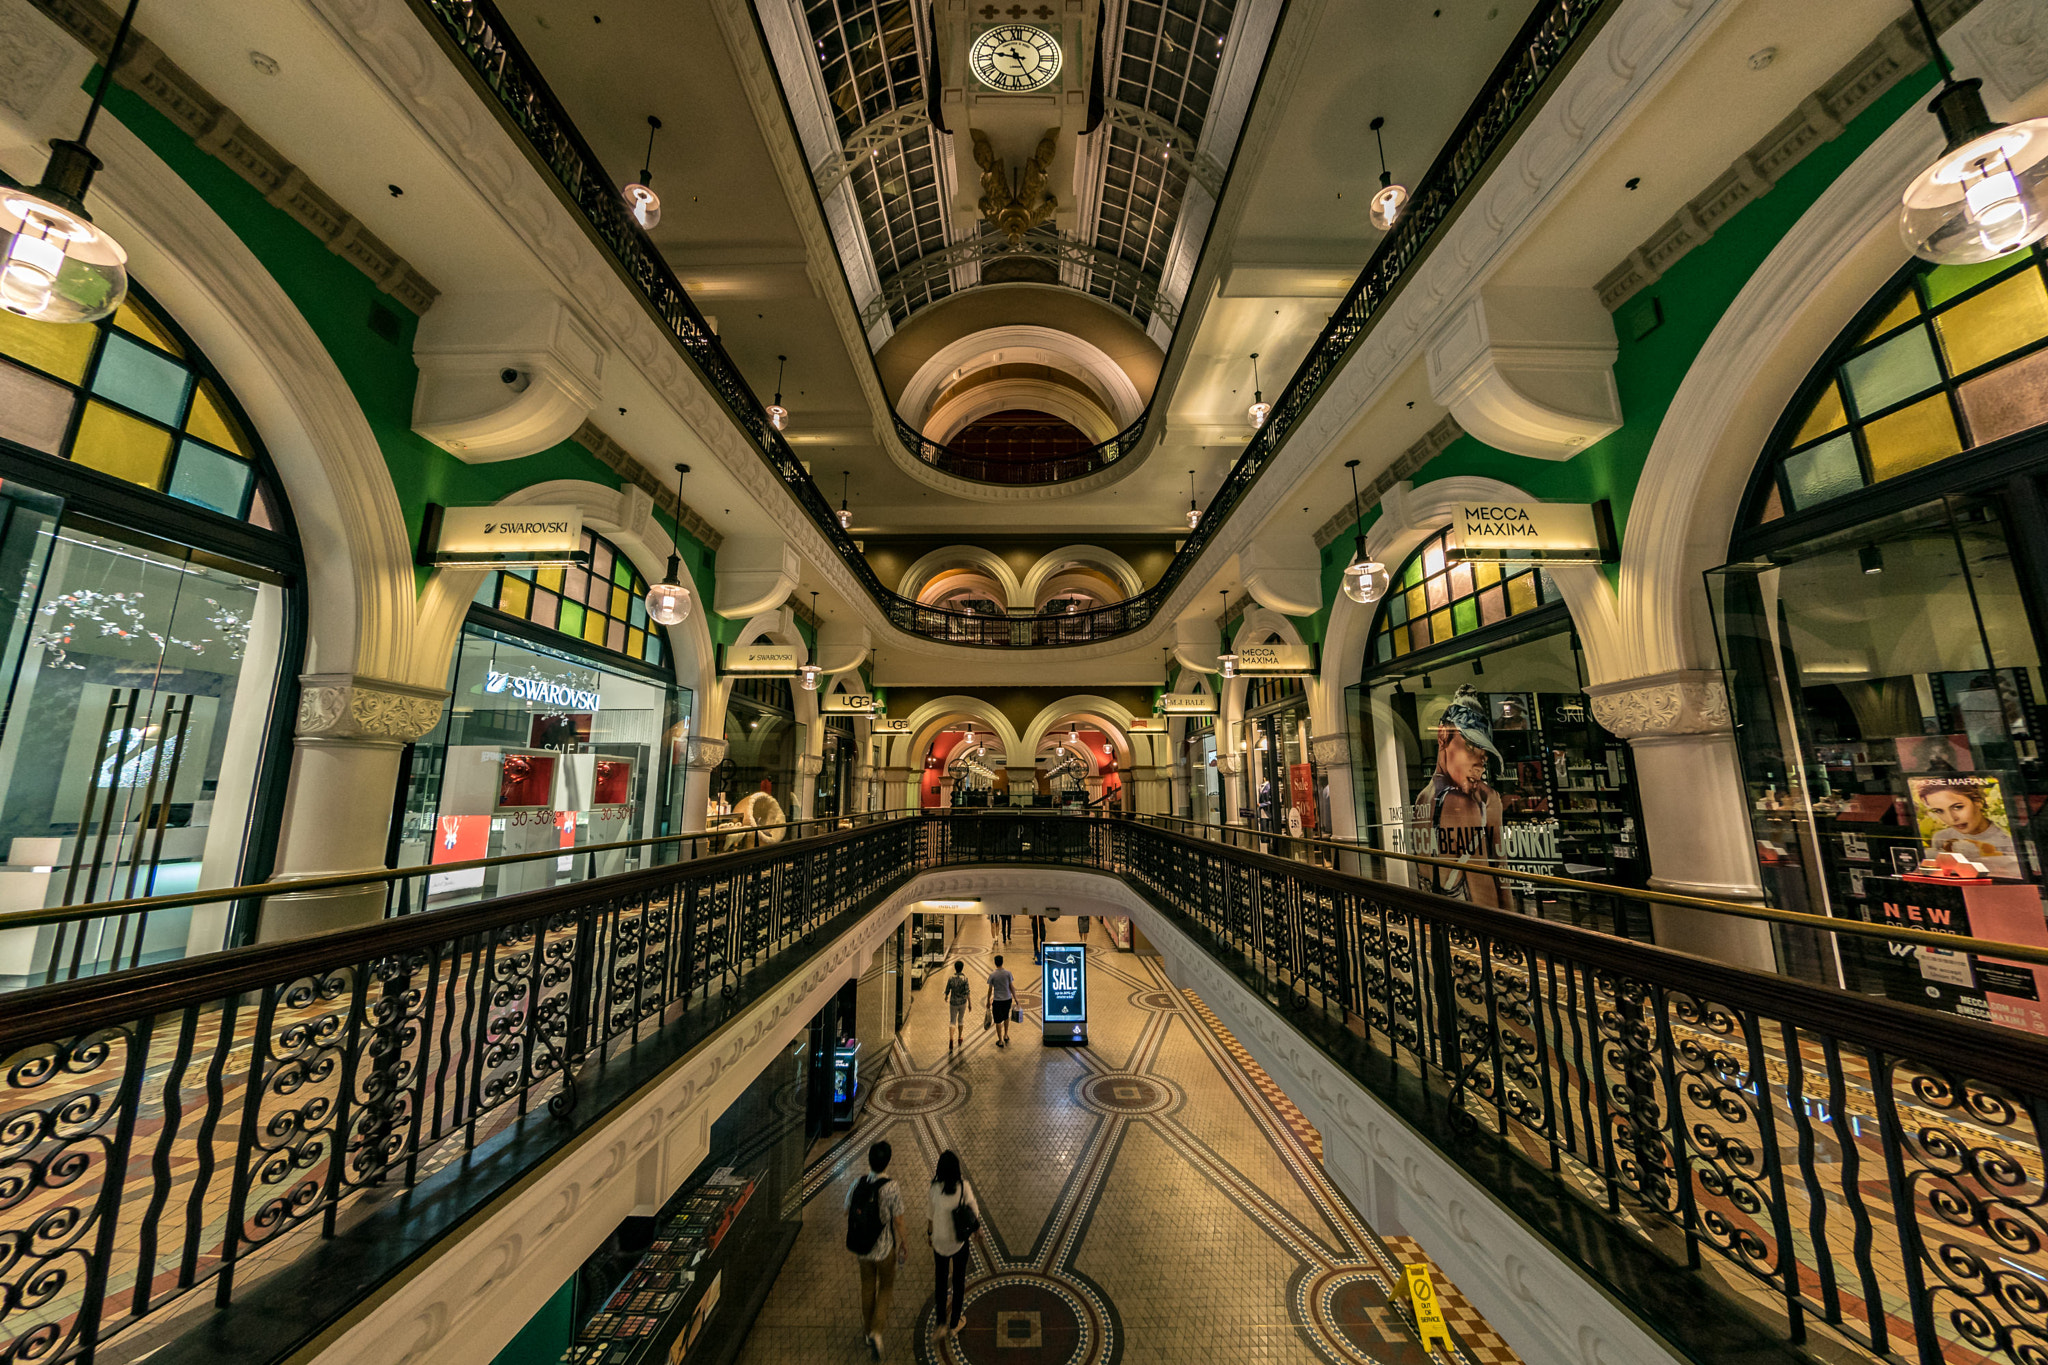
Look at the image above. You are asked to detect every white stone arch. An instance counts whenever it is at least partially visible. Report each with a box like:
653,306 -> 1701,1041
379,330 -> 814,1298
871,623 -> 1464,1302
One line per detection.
1021,545 -> 1143,607
896,696 -> 1025,774
1019,696 -> 1137,770
86,118 -> 417,684
729,606 -> 817,735
1313,475 -> 1624,735
415,479 -> 723,731
1617,105 -> 1941,683
898,325 -> 1145,428
1164,669 -> 1217,752
898,545 -> 1026,609
926,380 -> 1120,446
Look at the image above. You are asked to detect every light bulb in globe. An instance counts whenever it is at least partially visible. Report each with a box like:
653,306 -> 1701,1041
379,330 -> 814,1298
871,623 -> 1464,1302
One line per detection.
799,664 -> 821,691
1,183 -> 128,323
1901,116 -> 2048,263
623,182 -> 661,231
645,578 -> 690,626
1219,653 -> 1237,679
1340,555 -> 1390,605
838,506 -> 853,529
1246,400 -> 1269,431
1369,182 -> 1408,232
1186,507 -> 1201,529
767,403 -> 788,431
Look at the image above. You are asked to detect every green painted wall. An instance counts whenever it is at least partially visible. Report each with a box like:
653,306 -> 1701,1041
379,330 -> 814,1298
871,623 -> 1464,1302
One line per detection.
489,1278 -> 576,1365
103,82 -> 719,614
1309,68 -> 1938,641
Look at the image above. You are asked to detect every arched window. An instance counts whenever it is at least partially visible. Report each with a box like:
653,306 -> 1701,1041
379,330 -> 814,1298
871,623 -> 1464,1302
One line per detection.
1747,244 -> 2048,526
476,529 -> 661,665
1367,527 -> 1556,667
0,294 -> 284,524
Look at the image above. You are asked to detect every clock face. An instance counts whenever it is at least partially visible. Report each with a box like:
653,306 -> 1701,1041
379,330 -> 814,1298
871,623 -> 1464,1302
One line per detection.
971,25 -> 1062,92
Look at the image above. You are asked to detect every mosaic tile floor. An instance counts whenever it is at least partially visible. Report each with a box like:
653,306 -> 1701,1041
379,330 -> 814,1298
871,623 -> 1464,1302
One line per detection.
734,918 -> 1519,1365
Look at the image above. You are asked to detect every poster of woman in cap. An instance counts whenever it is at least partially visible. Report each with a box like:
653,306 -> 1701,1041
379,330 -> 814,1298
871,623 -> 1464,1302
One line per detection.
1412,685 -> 1505,906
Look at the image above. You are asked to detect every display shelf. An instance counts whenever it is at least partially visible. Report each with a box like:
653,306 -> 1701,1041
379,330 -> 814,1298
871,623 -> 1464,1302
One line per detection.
563,1171 -> 760,1365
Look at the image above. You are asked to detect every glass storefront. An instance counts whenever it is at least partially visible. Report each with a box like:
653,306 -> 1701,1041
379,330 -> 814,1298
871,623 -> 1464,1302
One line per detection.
720,676 -> 801,821
816,716 -> 855,819
0,292 -> 300,969
400,609 -> 691,908
1711,245 -> 2048,1018
1241,676 -> 1316,836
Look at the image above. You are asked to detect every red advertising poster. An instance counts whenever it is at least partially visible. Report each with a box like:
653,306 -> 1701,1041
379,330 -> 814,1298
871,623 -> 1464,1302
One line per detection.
497,752 -> 557,809
433,815 -> 488,864
1288,762 -> 1317,835
593,758 -> 632,806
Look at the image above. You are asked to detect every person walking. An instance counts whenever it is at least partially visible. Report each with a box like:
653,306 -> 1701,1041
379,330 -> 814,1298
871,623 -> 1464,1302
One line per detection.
928,1150 -> 979,1343
944,960 -> 971,1052
845,1141 -> 906,1359
1078,914 -> 1090,940
985,954 -> 1015,1048
998,911 -> 1013,944
1029,913 -> 1046,964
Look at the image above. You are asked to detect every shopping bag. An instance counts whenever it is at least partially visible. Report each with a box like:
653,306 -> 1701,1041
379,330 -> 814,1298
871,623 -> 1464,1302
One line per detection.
1011,1007 -> 1023,1024
982,1005 -> 993,1032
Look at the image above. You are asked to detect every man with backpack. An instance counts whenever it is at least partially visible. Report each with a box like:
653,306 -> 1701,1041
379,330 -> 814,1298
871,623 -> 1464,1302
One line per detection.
845,1141 -> 906,1359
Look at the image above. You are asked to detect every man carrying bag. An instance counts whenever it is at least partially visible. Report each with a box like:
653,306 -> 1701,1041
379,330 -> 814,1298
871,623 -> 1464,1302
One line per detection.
845,1141 -> 906,1359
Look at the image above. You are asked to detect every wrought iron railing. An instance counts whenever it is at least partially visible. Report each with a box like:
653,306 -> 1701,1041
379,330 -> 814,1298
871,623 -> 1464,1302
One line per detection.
890,409 -> 1147,486
406,0 -> 1613,648
4,812 -> 2041,1364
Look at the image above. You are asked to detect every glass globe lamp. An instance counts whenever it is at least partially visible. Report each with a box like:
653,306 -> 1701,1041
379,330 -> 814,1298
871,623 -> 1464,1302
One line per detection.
767,403 -> 789,432
1186,506 -> 1200,529
1,145 -> 128,323
1218,652 -> 1237,679
1900,84 -> 2048,264
1340,553 -> 1390,605
799,663 -> 821,691
1369,182 -> 1408,232
623,182 -> 661,231
645,556 -> 691,626
837,505 -> 853,529
1246,399 -> 1269,431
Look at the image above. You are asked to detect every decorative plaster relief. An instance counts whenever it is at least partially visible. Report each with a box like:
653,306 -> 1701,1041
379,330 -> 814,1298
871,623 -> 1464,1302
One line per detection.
0,0 -> 86,121
297,673 -> 449,744
1424,287 -> 1621,460
683,737 -> 731,771
1585,669 -> 1731,739
1309,733 -> 1352,768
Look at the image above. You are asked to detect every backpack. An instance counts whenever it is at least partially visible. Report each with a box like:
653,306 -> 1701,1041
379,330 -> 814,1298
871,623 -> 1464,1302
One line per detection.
846,1175 -> 890,1256
945,974 -> 970,1005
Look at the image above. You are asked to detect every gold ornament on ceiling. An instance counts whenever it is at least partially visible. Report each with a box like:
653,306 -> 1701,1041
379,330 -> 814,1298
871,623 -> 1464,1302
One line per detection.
973,128 -> 1060,245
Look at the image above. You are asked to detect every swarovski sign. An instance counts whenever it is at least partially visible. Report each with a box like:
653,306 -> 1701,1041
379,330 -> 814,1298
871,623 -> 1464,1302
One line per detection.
485,671 -> 601,711
723,643 -> 803,674
1446,499 -> 1615,564
419,503 -> 586,566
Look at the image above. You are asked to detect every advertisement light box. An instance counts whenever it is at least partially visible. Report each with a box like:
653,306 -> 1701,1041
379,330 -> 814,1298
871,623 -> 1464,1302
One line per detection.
1041,942 -> 1087,1047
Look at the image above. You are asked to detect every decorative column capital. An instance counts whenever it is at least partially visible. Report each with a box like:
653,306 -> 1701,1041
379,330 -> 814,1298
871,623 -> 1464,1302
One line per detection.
1215,753 -> 1244,776
1586,670 -> 1731,740
1310,732 -> 1353,768
796,754 -> 825,777
296,673 -> 448,746
684,737 -> 730,770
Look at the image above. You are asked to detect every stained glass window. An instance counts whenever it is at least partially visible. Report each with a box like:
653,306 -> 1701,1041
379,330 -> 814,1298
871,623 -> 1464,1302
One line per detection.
1753,245 -> 2048,524
0,292 -> 271,521
1367,528 -> 1555,667
476,529 -> 664,667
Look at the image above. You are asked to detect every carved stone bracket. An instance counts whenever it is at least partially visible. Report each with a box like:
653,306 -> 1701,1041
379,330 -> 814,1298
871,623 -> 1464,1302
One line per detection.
1310,733 -> 1353,769
796,754 -> 825,778
1586,669 -> 1731,740
296,674 -> 448,746
684,737 -> 731,771
1215,753 -> 1245,777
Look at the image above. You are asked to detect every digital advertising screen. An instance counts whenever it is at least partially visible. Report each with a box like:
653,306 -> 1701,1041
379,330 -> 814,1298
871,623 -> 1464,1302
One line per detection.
1041,942 -> 1087,1045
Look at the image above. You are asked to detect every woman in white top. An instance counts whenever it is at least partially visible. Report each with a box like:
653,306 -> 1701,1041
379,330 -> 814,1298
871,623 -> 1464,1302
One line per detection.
928,1149 -> 980,1340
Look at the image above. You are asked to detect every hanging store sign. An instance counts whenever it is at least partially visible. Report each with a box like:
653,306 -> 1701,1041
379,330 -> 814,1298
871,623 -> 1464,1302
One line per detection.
1445,499 -> 1616,564
1231,642 -> 1317,675
1156,693 -> 1219,715
821,693 -> 880,714
722,643 -> 803,675
418,503 -> 586,567
872,717 -> 913,732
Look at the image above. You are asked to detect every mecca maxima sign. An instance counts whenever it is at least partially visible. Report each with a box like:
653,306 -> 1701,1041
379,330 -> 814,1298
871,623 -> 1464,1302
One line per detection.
1446,499 -> 1616,565
1232,642 -> 1317,676
418,503 -> 587,567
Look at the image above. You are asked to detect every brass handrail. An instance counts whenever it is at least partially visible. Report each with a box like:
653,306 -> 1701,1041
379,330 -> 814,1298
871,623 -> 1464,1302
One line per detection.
1135,812 -> 2048,968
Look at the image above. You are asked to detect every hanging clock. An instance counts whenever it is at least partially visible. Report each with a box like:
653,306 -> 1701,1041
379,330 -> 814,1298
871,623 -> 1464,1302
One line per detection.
970,25 -> 1063,92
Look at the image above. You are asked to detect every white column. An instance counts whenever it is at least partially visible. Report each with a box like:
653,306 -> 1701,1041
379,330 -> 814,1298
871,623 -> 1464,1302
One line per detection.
1310,732 -> 1360,842
795,752 -> 824,821
680,737 -> 729,836
1217,752 -> 1244,824
1168,759 -> 1190,819
881,766 -> 912,811
259,674 -> 448,942
1588,670 -> 1776,971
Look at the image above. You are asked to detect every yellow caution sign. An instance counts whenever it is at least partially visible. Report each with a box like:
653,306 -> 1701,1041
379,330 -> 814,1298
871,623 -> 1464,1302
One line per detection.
1405,1263 -> 1451,1352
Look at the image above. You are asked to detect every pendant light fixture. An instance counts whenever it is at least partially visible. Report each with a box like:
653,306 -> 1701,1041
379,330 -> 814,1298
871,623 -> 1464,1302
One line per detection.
837,469 -> 853,529
1897,0 -> 2048,263
622,115 -> 663,231
799,590 -> 822,690
767,354 -> 790,432
1216,590 -> 1237,679
1245,354 -> 1269,432
1368,117 -> 1409,232
644,463 -> 694,626
1338,459 -> 1391,605
0,0 -> 140,323
1185,469 -> 1201,529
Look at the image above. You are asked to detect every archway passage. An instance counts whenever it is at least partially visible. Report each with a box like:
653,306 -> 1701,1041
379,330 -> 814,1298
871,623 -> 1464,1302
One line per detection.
947,410 -> 1094,463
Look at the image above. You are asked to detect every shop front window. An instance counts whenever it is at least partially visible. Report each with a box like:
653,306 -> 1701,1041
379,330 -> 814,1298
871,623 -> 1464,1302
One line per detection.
401,621 -> 690,908
720,673 -> 801,825
0,286 -> 300,974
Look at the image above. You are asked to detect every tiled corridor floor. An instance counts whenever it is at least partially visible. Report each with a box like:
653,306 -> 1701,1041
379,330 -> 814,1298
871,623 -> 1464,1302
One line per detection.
734,917 -> 1515,1365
